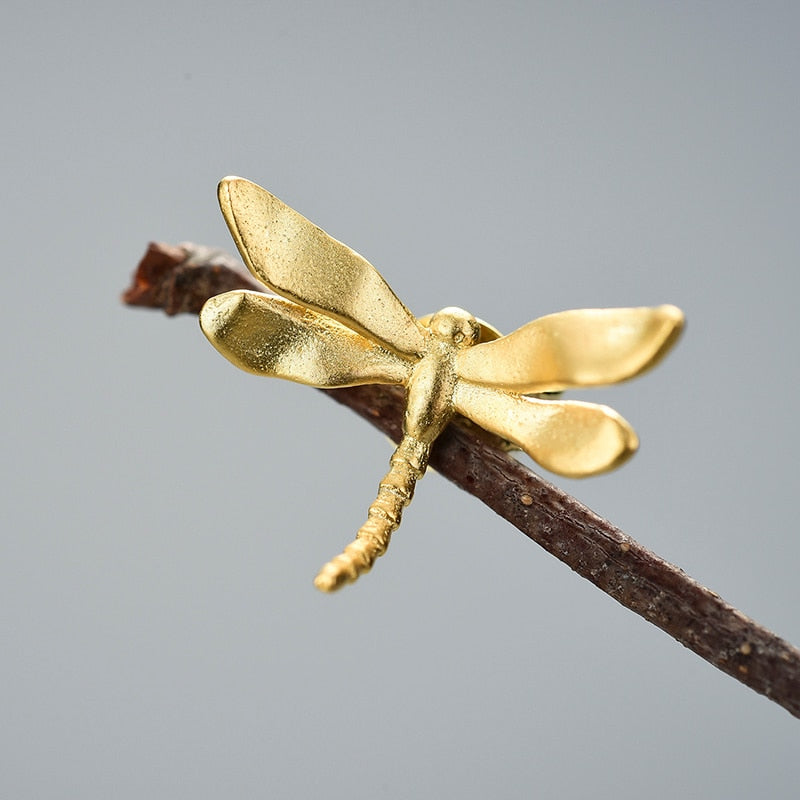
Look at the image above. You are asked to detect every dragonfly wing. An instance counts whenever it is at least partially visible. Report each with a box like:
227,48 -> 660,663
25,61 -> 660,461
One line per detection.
200,291 -> 412,388
456,305 -> 684,393
454,380 -> 638,477
218,177 -> 428,357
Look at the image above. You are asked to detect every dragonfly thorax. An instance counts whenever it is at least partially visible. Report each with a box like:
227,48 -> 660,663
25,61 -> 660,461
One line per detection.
427,307 -> 480,349
404,310 -> 476,447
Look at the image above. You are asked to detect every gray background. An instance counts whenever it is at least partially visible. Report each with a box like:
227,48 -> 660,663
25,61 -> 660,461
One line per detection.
3,2 -> 799,797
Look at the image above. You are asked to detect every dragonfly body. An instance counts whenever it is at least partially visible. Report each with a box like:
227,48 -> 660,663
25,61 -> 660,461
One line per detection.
201,177 -> 684,591
316,307 -> 480,590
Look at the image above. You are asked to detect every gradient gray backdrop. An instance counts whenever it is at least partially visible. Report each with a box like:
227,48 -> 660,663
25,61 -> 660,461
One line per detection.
4,2 -> 799,797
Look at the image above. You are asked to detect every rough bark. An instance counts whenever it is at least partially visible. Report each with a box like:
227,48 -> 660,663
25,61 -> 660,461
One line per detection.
123,242 -> 800,719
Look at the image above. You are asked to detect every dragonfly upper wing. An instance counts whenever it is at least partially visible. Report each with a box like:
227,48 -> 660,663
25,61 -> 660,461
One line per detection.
200,291 -> 413,388
456,305 -> 684,393
454,380 -> 638,477
218,177 -> 428,357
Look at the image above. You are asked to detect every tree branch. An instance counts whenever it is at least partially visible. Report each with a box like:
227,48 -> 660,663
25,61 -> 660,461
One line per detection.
123,242 -> 800,719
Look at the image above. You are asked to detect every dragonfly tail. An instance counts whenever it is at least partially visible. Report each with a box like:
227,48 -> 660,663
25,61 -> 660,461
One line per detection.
314,437 -> 429,592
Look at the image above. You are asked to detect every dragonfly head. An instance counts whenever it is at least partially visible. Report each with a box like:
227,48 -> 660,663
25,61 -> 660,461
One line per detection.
428,307 -> 481,349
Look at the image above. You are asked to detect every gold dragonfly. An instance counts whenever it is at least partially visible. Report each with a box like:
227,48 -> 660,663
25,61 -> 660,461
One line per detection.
200,177 -> 683,592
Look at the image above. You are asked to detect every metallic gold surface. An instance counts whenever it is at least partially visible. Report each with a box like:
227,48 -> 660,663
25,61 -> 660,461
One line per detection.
201,177 -> 684,591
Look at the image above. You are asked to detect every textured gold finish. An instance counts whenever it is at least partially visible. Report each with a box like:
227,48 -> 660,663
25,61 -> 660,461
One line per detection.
201,177 -> 684,592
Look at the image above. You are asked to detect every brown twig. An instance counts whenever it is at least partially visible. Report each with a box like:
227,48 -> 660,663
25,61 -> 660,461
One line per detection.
123,242 -> 800,719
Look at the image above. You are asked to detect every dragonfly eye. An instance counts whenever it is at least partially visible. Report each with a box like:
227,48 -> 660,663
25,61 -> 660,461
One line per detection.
429,307 -> 480,348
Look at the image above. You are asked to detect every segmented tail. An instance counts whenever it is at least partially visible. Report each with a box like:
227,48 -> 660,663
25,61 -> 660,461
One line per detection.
314,436 -> 429,592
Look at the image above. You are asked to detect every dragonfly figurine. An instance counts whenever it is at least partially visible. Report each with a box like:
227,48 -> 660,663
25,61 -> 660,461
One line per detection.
200,177 -> 683,592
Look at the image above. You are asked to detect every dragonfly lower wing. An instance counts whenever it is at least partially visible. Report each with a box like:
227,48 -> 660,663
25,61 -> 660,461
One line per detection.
454,381 -> 638,477
200,291 -> 412,388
